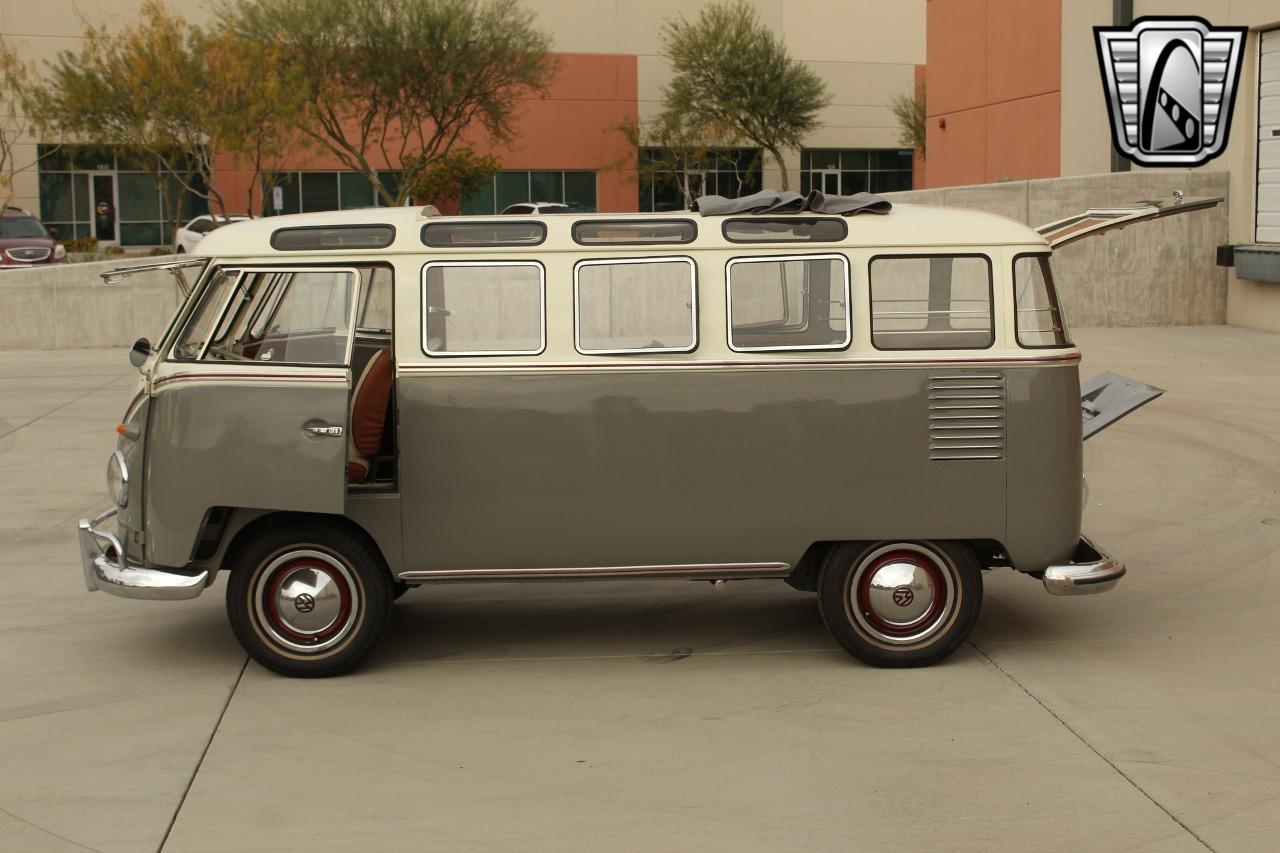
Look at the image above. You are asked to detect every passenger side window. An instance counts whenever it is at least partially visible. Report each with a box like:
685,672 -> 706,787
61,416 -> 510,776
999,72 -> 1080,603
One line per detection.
869,255 -> 993,350
726,254 -> 850,351
574,257 -> 697,354
422,262 -> 544,356
357,267 -> 393,333
173,268 -> 357,364
173,268 -> 236,359
1013,254 -> 1071,347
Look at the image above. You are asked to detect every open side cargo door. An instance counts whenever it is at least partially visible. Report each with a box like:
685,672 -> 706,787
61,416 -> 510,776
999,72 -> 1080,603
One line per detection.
1037,193 -> 1222,249
1081,372 -> 1165,440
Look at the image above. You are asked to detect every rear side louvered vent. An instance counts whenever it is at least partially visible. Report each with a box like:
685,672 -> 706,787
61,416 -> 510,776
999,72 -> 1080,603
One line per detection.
927,373 -> 1005,461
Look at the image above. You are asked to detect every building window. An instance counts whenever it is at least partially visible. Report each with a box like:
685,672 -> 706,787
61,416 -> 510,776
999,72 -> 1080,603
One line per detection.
263,171 -> 401,216
639,148 -> 761,212
800,149 -> 913,195
36,144 -> 207,246
461,170 -> 597,215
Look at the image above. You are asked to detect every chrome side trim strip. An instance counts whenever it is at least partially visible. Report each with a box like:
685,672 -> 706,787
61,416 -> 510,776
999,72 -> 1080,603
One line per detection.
396,353 -> 1081,375
152,371 -> 347,390
397,562 -> 791,583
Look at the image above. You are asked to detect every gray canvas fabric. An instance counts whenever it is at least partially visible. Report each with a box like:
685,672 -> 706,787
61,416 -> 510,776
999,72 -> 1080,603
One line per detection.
692,189 -> 892,216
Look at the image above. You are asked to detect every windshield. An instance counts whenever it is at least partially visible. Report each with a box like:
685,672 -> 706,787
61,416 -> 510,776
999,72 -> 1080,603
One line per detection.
0,218 -> 49,239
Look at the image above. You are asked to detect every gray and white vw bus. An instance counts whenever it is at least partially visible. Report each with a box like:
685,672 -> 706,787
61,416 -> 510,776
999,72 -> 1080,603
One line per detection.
78,191 -> 1215,676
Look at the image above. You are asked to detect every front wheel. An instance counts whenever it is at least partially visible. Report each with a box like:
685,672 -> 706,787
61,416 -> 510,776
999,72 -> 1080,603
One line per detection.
818,540 -> 982,668
226,523 -> 392,677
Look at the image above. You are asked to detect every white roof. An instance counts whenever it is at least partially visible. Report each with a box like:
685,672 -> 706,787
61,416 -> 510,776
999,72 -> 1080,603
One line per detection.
194,203 -> 1049,257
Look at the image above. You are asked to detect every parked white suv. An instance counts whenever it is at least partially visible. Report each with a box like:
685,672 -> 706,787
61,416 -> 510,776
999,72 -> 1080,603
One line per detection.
173,215 -> 250,254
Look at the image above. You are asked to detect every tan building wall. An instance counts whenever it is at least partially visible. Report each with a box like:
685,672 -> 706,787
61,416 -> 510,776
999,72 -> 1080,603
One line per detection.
923,0 -> 1063,188
1,0 -> 925,223
1058,1 -> 1280,332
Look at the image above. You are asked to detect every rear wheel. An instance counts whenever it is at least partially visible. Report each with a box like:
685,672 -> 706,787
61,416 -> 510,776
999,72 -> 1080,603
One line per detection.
226,523 -> 392,677
817,540 -> 981,667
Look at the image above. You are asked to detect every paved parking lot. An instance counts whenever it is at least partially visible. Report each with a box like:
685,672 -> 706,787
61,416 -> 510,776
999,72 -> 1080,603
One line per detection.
2,325 -> 1278,852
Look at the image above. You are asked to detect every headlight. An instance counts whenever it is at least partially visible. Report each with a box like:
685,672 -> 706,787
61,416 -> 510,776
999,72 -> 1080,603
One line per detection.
107,450 -> 129,507
53,244 -> 67,260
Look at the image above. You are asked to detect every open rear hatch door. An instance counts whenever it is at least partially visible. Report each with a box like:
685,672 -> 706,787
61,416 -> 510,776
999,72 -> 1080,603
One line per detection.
1081,372 -> 1164,440
1037,193 -> 1222,248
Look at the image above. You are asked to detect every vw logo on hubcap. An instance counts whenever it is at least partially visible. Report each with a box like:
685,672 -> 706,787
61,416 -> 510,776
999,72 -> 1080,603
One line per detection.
293,592 -> 316,613
891,586 -> 915,607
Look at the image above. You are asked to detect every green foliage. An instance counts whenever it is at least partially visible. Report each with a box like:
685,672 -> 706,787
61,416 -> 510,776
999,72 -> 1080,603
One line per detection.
405,145 -> 501,208
658,0 -> 828,191
890,79 -> 926,156
223,0 -> 558,206
60,236 -> 99,253
0,39 -> 39,208
31,0 -> 288,220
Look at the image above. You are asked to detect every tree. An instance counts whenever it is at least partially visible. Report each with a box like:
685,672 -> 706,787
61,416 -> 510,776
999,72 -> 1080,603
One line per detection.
405,145 -> 501,210
659,0 -> 828,191
33,1 -> 227,218
224,0 -> 558,207
201,31 -> 307,216
890,78 -> 926,157
0,39 -> 42,209
31,1 -> 303,222
617,112 -> 755,209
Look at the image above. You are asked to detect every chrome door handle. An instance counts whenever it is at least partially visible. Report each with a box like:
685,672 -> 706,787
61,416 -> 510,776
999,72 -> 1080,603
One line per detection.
303,424 -> 344,437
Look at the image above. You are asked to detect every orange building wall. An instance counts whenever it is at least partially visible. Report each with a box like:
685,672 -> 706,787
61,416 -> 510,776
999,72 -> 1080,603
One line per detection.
924,0 -> 1062,188
212,52 -> 639,215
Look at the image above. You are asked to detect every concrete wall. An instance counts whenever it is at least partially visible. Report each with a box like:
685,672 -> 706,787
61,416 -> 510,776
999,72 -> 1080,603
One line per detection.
887,170 -> 1230,326
0,258 -> 181,351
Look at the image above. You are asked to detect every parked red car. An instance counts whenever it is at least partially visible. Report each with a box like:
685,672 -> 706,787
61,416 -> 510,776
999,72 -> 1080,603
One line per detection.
0,206 -> 67,268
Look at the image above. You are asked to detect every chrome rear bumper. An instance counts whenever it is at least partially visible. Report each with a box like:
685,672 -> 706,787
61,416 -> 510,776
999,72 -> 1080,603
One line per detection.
78,507 -> 208,600
1042,536 -> 1126,595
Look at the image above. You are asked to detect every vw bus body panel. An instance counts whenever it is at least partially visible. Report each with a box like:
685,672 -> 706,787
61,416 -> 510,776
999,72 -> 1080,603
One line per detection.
83,200 -> 1132,604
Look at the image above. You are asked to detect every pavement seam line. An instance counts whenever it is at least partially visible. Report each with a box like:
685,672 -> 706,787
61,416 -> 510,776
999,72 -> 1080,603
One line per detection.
0,803 -> 106,853
157,655 -> 249,853
0,372 -> 133,442
968,641 -> 1215,853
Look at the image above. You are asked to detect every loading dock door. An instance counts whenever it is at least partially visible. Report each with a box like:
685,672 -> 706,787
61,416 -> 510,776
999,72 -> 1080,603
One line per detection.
1259,29 -> 1280,242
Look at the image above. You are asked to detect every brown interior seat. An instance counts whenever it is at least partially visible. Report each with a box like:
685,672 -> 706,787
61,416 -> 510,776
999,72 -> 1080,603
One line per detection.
346,348 -> 393,483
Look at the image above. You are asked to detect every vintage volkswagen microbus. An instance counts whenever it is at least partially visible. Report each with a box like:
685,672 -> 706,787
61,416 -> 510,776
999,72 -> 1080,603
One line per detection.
78,192 -> 1212,677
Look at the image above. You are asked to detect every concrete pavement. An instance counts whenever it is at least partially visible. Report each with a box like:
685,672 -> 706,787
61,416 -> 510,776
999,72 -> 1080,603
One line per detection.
2,326 -> 1278,851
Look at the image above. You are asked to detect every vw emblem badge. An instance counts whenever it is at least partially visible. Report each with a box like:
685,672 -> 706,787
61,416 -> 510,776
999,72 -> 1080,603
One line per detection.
892,586 -> 915,607
1094,17 -> 1246,167
294,592 -> 316,613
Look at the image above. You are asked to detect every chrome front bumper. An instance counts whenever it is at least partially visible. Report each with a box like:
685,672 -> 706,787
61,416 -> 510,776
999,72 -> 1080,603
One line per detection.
1042,536 -> 1126,595
78,507 -> 208,600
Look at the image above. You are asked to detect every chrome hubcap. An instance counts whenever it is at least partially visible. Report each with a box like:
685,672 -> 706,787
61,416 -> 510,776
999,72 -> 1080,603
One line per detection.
254,550 -> 358,653
851,544 -> 954,645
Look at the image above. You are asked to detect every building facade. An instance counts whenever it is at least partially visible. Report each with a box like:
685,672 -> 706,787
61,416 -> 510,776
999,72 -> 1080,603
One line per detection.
922,0 -> 1280,331
1,0 -> 924,245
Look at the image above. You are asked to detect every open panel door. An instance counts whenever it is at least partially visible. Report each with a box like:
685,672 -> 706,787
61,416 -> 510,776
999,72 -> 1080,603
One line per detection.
1037,193 -> 1222,248
1081,372 -> 1165,440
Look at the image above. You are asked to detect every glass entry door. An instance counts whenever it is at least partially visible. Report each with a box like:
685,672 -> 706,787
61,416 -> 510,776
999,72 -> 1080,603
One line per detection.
91,173 -> 118,244
819,170 -> 840,194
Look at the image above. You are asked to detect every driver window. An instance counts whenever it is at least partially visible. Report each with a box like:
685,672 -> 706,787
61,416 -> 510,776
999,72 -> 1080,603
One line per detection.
179,269 -> 356,365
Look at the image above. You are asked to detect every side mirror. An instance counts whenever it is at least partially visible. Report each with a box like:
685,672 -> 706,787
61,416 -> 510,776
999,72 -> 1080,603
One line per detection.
47,226 -> 59,238
129,337 -> 152,369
